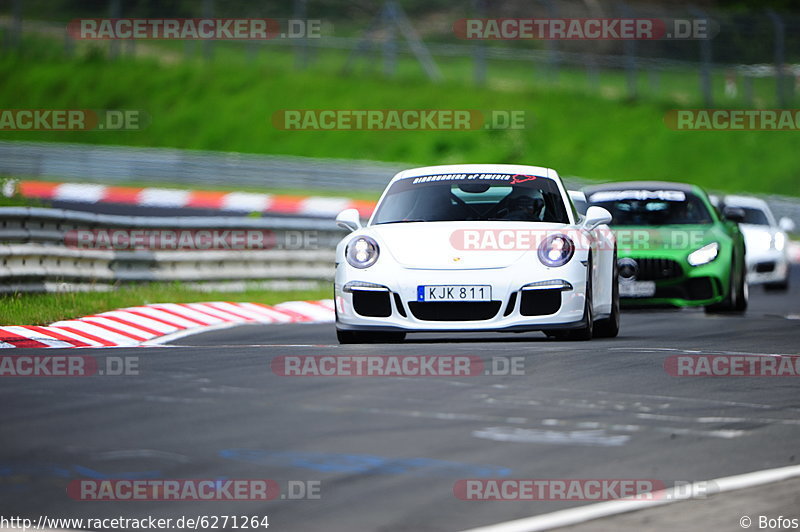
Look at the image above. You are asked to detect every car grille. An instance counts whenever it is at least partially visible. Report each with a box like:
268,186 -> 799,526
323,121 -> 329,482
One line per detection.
755,261 -> 776,273
648,277 -> 719,301
352,290 -> 392,317
633,258 -> 683,280
408,301 -> 502,321
520,289 -> 562,316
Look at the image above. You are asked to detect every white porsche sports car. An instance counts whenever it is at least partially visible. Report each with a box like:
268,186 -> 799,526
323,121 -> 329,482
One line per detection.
334,164 -> 619,343
720,195 -> 794,291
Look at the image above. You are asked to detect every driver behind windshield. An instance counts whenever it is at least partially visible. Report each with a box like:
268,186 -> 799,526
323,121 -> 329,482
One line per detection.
505,194 -> 544,221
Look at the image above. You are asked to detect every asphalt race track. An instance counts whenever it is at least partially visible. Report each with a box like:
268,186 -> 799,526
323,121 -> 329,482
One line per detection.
2,271 -> 799,532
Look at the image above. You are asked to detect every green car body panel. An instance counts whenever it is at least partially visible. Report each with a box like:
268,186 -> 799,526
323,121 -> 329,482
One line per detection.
585,182 -> 746,308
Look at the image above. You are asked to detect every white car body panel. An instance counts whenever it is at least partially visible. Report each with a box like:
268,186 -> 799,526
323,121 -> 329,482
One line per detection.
335,164 -> 616,334
723,195 -> 791,286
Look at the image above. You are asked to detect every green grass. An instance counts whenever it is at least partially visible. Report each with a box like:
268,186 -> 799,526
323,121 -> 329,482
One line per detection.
0,193 -> 44,208
0,33 -> 798,198
0,284 -> 331,325
0,177 -> 48,207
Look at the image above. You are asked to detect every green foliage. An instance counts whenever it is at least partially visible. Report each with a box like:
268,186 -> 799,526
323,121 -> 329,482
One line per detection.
0,42 -> 797,196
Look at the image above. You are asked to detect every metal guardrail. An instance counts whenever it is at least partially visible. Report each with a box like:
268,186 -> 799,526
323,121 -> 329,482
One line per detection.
0,141 -> 404,192
756,195 -> 800,227
0,141 -> 592,194
2,195 -> 798,293
0,207 -> 346,293
2,141 -> 798,222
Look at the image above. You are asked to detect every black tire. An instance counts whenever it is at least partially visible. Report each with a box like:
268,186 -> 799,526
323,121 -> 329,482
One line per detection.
705,255 -> 747,313
336,330 -> 405,344
594,251 -> 620,338
336,329 -> 363,344
733,266 -> 748,312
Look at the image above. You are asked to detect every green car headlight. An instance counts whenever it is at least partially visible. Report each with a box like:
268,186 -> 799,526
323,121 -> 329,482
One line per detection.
687,242 -> 720,266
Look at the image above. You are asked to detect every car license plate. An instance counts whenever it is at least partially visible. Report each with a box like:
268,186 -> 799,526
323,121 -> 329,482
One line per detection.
619,280 -> 656,298
417,285 -> 491,302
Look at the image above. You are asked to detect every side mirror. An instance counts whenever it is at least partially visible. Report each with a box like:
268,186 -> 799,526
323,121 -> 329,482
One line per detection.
583,206 -> 612,230
723,206 -> 746,223
779,217 -> 796,233
336,208 -> 362,233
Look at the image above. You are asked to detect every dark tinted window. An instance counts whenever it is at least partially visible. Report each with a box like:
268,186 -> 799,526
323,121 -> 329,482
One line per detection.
588,189 -> 714,226
738,207 -> 770,226
572,197 -> 588,216
372,173 -> 570,224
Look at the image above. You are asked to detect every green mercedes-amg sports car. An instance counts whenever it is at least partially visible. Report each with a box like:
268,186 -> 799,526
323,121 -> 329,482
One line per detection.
585,182 -> 748,312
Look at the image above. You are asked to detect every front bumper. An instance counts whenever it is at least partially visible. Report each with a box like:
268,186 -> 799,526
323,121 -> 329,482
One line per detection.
335,261 -> 589,332
617,254 -> 729,308
745,250 -> 790,285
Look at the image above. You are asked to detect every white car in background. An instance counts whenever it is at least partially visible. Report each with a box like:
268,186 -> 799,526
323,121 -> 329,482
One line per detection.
334,164 -> 619,343
721,195 -> 795,291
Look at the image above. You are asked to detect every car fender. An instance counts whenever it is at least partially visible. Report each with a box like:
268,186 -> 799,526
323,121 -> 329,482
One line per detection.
590,224 -> 616,317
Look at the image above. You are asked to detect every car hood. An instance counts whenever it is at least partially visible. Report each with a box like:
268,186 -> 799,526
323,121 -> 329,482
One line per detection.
367,221 -> 570,270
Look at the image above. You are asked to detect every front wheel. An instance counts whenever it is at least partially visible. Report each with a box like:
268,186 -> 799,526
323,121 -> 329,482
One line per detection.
594,256 -> 620,338
734,269 -> 749,312
705,256 -> 747,313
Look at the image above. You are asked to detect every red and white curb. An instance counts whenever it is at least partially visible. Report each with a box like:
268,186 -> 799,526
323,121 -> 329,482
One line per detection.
19,180 -> 377,218
0,299 -> 335,349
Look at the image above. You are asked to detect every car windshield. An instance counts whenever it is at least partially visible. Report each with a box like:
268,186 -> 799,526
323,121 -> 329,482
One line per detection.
587,189 -> 714,226
371,173 -> 570,225
736,207 -> 770,226
571,196 -> 588,215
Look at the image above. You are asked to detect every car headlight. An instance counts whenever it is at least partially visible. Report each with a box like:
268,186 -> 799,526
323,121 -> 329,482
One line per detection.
773,232 -> 785,251
687,242 -> 719,266
537,234 -> 575,267
346,236 -> 379,268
